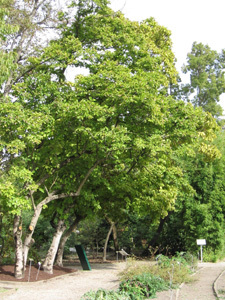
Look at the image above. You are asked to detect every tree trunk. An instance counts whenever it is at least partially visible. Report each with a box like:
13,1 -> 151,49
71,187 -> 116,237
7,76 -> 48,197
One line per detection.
105,216 -> 119,252
22,163 -> 99,268
13,215 -> 24,279
23,204 -> 43,267
55,216 -> 82,267
42,220 -> 66,274
103,223 -> 114,262
0,215 -> 4,257
112,223 -> 119,252
142,212 -> 172,257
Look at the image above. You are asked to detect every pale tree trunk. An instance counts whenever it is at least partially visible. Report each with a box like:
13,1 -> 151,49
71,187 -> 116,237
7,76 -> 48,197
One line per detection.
103,223 -> 114,262
42,220 -> 66,274
105,216 -> 119,252
23,204 -> 43,267
13,215 -> 24,279
55,216 -> 83,267
22,161 -> 99,271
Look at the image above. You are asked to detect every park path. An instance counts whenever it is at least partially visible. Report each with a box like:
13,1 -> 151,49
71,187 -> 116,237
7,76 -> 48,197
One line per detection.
156,262 -> 225,300
0,262 -> 126,300
1,261 -> 225,300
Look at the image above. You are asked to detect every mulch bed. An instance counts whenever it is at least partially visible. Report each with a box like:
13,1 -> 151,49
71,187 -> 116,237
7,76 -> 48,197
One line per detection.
0,265 -> 77,282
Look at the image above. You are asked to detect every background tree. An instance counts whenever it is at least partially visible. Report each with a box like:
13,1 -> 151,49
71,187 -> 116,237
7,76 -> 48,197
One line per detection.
0,0 -> 61,96
0,0 -> 19,88
181,42 -> 225,117
150,131 -> 225,259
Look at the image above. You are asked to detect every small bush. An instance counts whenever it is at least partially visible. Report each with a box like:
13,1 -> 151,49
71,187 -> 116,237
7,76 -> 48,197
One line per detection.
119,258 -> 153,280
119,273 -> 169,299
202,248 -> 219,262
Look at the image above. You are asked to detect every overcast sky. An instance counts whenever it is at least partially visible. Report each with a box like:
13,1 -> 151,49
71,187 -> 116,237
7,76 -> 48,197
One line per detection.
109,0 -> 225,113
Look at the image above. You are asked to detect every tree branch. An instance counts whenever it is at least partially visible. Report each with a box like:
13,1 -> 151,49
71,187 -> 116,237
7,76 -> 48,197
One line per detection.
41,159 -> 102,206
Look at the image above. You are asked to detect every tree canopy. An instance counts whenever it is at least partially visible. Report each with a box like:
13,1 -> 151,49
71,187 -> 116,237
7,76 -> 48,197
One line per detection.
0,0 -> 223,277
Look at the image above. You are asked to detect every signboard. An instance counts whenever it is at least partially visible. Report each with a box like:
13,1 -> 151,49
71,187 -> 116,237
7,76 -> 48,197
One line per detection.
69,247 -> 76,253
196,239 -> 206,246
196,239 -> 206,263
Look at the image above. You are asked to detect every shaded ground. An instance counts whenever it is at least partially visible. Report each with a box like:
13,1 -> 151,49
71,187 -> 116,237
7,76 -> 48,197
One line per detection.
1,261 -> 225,300
0,258 -> 115,282
0,265 -> 77,282
0,261 -> 126,300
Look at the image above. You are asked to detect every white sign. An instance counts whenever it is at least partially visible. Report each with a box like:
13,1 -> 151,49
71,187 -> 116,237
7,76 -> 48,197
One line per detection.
69,247 -> 76,253
197,239 -> 206,246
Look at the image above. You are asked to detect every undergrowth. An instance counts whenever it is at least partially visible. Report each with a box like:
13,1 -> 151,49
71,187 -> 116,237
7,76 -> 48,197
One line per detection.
81,253 -> 197,300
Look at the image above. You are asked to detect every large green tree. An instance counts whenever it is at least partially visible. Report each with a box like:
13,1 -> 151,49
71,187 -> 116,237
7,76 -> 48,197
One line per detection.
0,0 -> 221,278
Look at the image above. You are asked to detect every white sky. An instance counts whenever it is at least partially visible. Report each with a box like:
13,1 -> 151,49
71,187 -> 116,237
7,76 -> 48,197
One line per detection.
109,0 -> 225,114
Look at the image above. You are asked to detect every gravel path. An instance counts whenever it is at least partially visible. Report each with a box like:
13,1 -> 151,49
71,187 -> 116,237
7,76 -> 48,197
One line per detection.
156,262 -> 225,300
1,261 -> 225,300
215,266 -> 225,299
0,262 -> 126,300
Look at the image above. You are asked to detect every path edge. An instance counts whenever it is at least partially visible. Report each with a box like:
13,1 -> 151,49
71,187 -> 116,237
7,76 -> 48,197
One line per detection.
213,268 -> 225,299
175,266 -> 203,300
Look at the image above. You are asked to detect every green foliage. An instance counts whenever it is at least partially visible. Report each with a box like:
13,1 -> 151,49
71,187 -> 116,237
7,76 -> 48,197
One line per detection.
0,0 -> 18,86
81,272 -> 168,300
181,42 -> 225,116
81,289 -> 130,300
155,131 -> 225,258
0,215 -> 14,264
23,211 -> 55,257
0,0 -> 223,273
82,255 -> 194,300
120,256 -> 194,286
71,217 -> 109,252
0,0 -> 60,94
119,273 -> 168,299
201,247 -> 225,263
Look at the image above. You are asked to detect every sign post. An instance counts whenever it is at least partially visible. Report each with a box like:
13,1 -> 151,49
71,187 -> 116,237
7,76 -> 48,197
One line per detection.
196,239 -> 206,262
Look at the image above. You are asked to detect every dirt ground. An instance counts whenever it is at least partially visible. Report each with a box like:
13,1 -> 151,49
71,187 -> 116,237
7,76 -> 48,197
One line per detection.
0,261 -> 225,300
0,265 -> 77,282
0,260 -> 126,300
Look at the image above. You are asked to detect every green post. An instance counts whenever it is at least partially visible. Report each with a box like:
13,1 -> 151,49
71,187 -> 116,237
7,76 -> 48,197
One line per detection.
75,245 -> 91,271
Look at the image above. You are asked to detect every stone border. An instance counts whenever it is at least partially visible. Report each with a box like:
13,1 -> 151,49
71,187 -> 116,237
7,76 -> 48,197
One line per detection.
213,268 -> 225,299
175,265 -> 225,300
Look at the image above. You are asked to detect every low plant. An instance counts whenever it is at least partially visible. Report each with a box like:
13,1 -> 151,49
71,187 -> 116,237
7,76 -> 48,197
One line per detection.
153,253 -> 195,285
119,273 -> 169,299
81,289 -> 130,300
120,254 -> 195,286
81,254 -> 196,300
202,248 -> 219,262
119,258 -> 154,280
